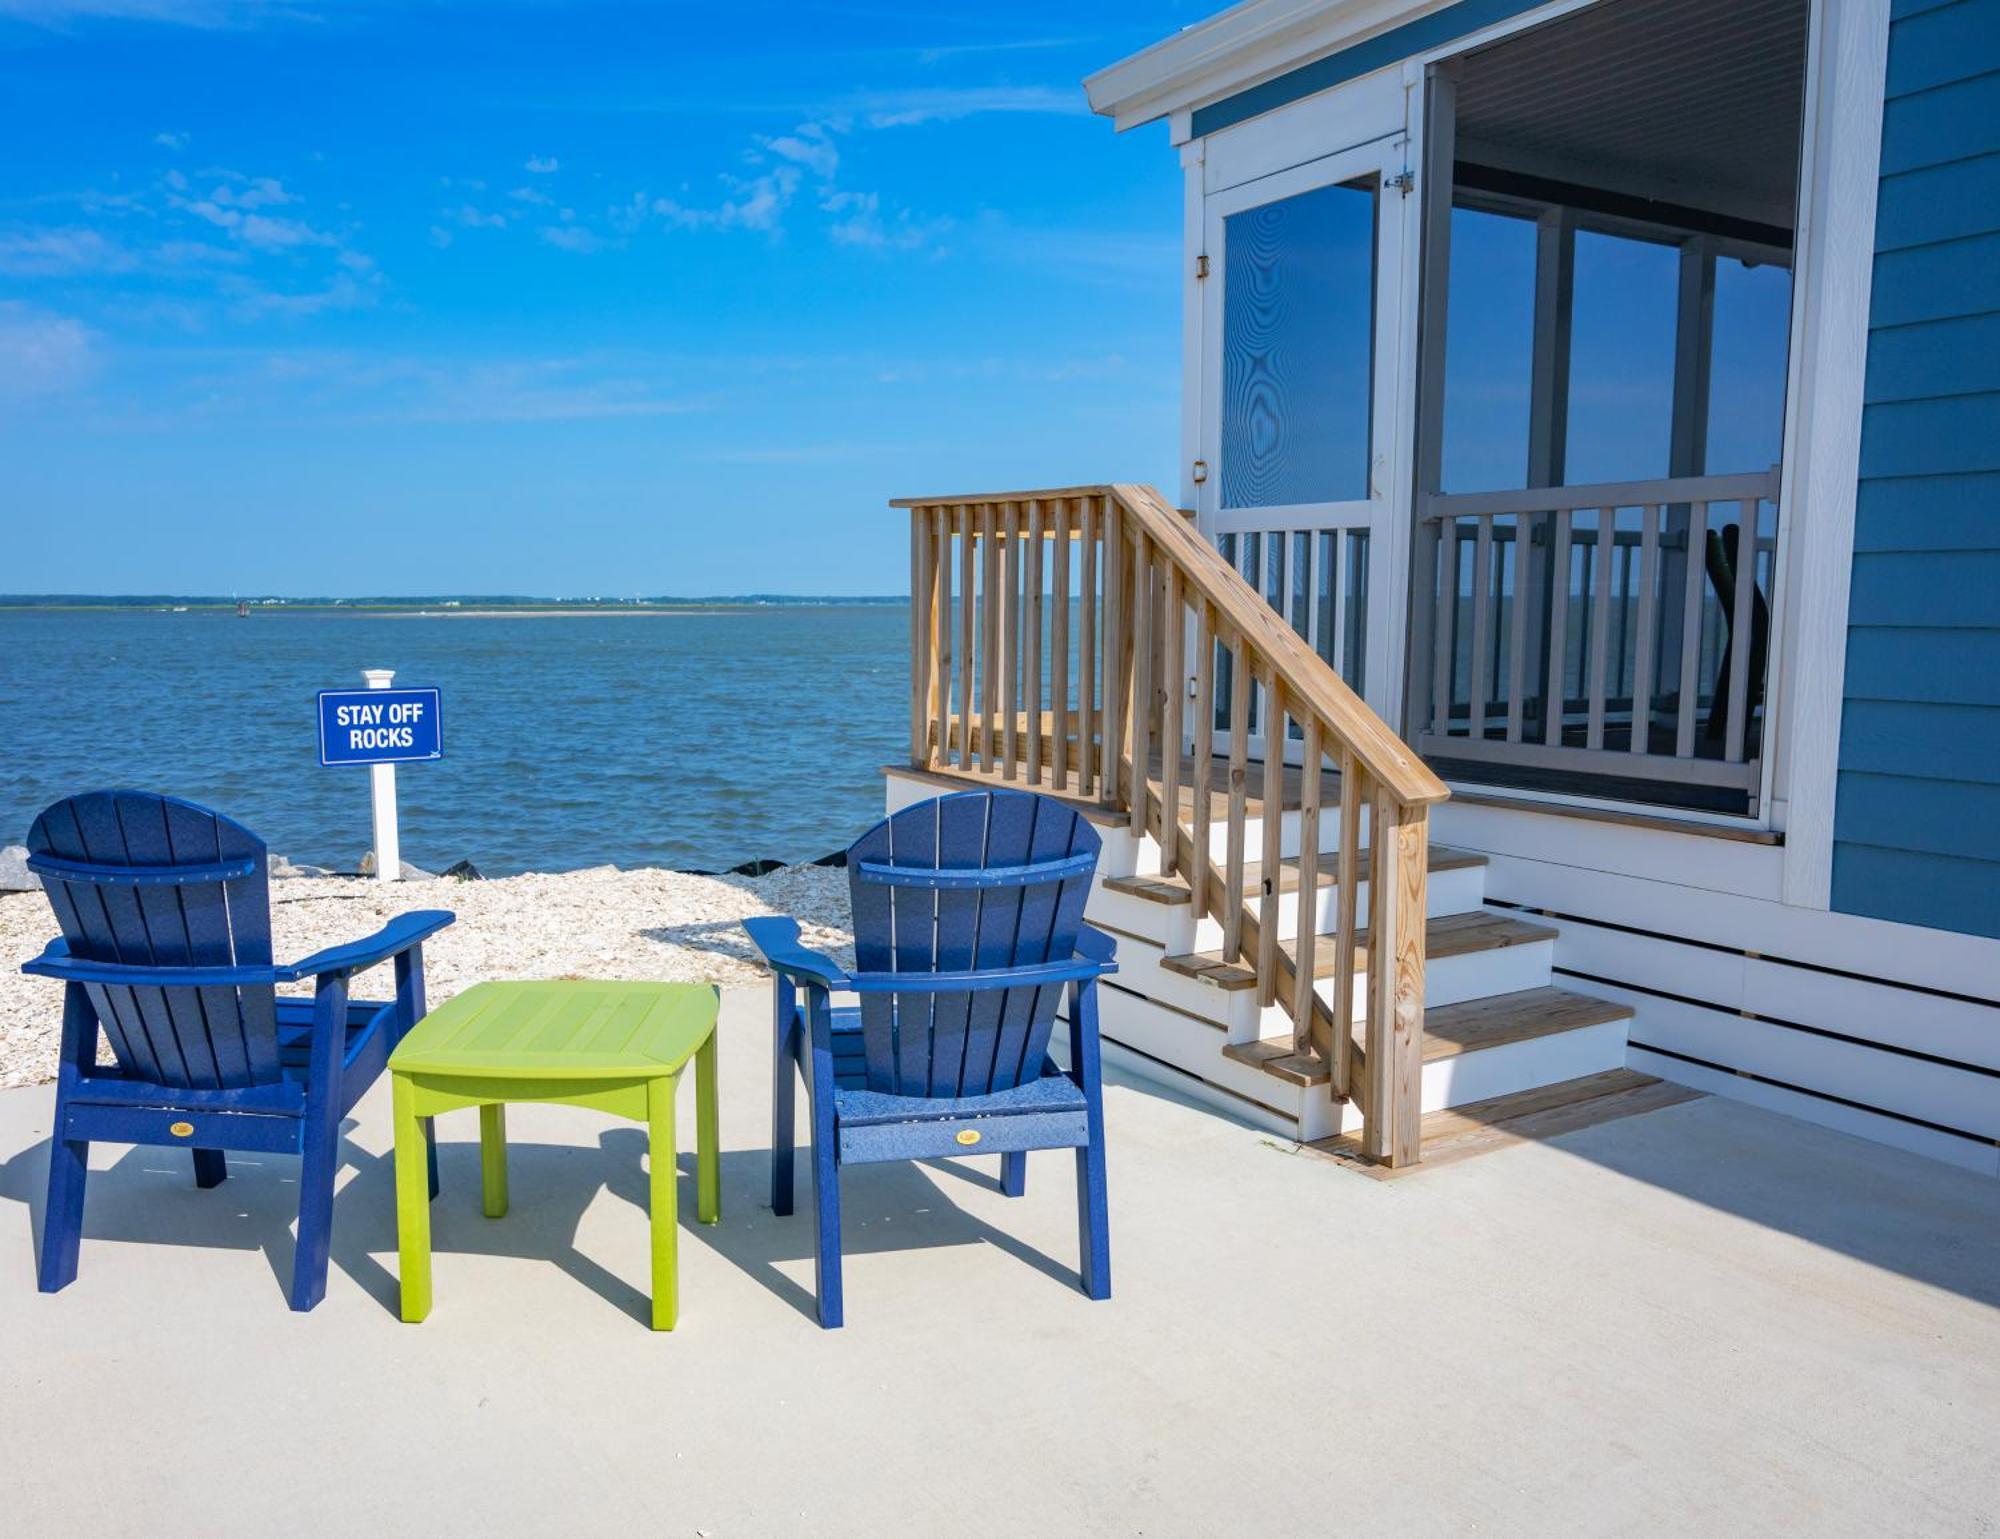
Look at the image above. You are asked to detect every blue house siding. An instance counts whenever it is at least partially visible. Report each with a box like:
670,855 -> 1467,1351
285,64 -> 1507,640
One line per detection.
1832,0 -> 2000,939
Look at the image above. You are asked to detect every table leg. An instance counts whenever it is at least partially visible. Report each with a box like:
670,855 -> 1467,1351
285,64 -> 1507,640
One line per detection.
479,1102 -> 509,1218
696,1028 -> 720,1226
647,1073 -> 678,1331
392,1074 -> 433,1323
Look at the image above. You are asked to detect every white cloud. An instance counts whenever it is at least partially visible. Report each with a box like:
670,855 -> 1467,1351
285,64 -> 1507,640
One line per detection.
523,155 -> 559,174
508,185 -> 552,206
539,225 -> 606,253
760,122 -> 838,180
821,190 -> 949,252
152,129 -> 189,150
854,85 -> 1085,128
443,203 -> 507,231
0,302 -> 95,401
229,272 -> 374,320
0,226 -> 135,276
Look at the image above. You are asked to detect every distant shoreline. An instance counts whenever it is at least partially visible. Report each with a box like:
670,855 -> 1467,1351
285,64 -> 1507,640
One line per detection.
0,598 -> 907,615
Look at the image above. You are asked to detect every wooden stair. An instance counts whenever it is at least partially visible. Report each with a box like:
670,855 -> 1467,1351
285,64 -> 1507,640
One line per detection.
1159,910 -> 1558,992
1104,844 -> 1488,906
1220,985 -> 1634,1087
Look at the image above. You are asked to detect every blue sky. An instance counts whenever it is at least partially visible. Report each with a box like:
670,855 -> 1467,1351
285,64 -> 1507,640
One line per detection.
0,0 -> 1196,596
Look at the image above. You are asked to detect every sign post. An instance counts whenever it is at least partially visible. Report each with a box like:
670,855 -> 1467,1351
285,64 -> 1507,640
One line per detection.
362,669 -> 400,884
316,671 -> 444,884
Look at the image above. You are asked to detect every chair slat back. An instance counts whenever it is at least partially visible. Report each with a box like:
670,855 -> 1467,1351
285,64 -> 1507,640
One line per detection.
27,791 -> 281,1090
848,790 -> 1099,1098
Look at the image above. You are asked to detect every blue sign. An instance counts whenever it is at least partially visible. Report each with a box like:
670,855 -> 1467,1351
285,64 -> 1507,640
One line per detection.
317,687 -> 444,766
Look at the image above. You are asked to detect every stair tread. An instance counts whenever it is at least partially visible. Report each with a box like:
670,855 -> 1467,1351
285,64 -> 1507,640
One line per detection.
1104,844 -> 1486,907
1305,1069 -> 1704,1176
1220,985 -> 1631,1087
1162,910 -> 1557,990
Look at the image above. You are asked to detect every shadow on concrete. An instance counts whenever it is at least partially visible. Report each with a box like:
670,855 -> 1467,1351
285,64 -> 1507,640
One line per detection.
0,1123 -> 1090,1327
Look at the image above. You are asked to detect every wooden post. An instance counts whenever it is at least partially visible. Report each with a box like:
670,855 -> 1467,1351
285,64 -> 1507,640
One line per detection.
1026,500 -> 1045,785
957,504 -> 975,769
1222,634 -> 1250,964
934,508 -> 953,769
1293,715 -> 1321,1056
1331,751 -> 1360,1102
981,502 -> 999,771
1365,789 -> 1428,1168
1189,602 -> 1215,920
1100,499 -> 1127,810
1129,534 -> 1153,840
1052,498 -> 1072,791
911,509 -> 935,766
1159,564 -> 1184,878
1257,676 -> 1286,1009
1001,502 -> 1020,779
1079,495 -> 1098,797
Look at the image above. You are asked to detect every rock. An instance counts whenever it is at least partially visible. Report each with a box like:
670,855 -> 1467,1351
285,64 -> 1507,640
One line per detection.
442,859 -> 484,881
269,853 -> 334,879
0,846 -> 39,892
356,851 -> 437,880
727,857 -> 787,877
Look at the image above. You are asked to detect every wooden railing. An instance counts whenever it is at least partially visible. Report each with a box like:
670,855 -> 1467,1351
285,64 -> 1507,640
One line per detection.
894,484 -> 1449,1166
1416,469 -> 1781,813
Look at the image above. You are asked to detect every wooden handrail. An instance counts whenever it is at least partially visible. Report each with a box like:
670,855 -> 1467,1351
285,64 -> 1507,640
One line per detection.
895,483 -> 1445,1166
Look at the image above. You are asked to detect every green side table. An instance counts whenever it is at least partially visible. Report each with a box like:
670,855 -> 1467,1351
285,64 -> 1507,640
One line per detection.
388,979 -> 721,1330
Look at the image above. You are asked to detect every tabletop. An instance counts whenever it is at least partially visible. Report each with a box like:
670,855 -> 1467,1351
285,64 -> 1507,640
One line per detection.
389,980 -> 720,1081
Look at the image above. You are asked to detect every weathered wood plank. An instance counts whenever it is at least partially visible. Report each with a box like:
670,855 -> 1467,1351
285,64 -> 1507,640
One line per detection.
1052,497 -> 1072,792
1129,533 -> 1153,839
1258,672 -> 1284,1008
1189,601 -> 1215,920
1222,634 -> 1249,964
1292,715 -> 1321,1056
1331,750 -> 1360,1101
1026,499 -> 1045,786
1079,495 -> 1098,797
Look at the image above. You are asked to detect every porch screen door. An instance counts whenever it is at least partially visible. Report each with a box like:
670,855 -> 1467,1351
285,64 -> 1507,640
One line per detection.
1201,133 -> 1410,751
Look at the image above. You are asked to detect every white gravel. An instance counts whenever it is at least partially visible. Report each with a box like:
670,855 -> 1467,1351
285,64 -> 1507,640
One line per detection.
0,865 -> 852,1089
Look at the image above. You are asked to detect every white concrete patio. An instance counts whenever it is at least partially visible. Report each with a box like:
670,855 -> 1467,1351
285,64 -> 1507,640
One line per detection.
0,986 -> 1994,1537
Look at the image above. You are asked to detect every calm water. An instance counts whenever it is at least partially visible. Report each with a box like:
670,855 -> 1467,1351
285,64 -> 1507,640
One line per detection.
0,608 -> 909,874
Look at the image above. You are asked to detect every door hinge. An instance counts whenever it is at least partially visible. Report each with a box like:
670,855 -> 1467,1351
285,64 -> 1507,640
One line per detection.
1388,169 -> 1415,196
1195,253 -> 1209,279
1191,459 -> 1209,484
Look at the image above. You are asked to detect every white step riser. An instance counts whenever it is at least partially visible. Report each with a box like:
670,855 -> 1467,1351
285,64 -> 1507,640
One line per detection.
1240,939 -> 1556,1043
1092,862 -> 1486,952
1089,921 -> 1558,1044
1081,991 -> 1305,1133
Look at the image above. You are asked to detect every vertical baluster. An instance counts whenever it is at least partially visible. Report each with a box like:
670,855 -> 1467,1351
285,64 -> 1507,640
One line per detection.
1331,751 -> 1360,1102
1222,634 -> 1250,964
1505,513 -> 1533,742
1292,716 -> 1322,1057
1469,515 -> 1494,742
1258,674 -> 1284,1008
910,509 -> 934,766
1629,504 -> 1660,756
1544,510 -> 1574,748
956,505 -> 975,769
1079,496 -> 1098,797
1001,502 -> 1019,779
1366,792 -> 1428,1168
1190,601 -> 1215,919
1675,501 -> 1710,759
1051,498 -> 1071,791
1586,508 -> 1616,750
980,504 -> 998,771
1025,500 -> 1044,786
934,508 -> 953,767
1725,500 -> 1757,763
1159,565 -> 1184,878
1128,533 -> 1153,839
1101,499 -> 1127,807
1431,520 -> 1460,733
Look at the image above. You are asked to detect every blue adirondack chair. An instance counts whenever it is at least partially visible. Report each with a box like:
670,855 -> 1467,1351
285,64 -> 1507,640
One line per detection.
19,790 -> 454,1311
744,788 -> 1117,1329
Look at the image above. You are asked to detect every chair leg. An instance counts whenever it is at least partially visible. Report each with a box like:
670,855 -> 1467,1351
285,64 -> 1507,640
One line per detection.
38,1134 -> 88,1294
1075,1133 -> 1111,1302
192,1148 -> 228,1188
811,1131 -> 843,1329
291,1113 -> 340,1312
1000,1151 -> 1028,1197
771,1006 -> 796,1217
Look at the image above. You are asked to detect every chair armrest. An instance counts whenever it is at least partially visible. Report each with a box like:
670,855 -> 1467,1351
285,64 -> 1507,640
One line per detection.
21,937 -> 276,987
1075,924 -> 1118,970
742,916 -> 850,990
277,909 -> 456,982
